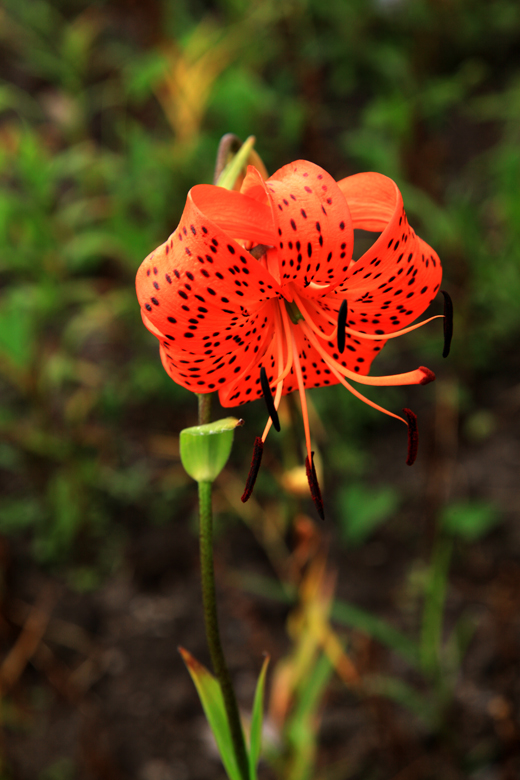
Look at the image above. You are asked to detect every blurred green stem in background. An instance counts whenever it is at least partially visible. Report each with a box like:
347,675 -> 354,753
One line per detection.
420,536 -> 453,684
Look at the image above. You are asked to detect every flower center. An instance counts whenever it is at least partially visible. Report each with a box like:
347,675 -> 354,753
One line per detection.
284,299 -> 304,325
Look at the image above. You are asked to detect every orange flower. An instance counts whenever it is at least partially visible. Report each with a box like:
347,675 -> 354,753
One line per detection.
136,161 -> 444,517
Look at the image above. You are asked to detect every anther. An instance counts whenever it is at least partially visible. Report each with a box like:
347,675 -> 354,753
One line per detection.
440,290 -> 453,358
337,299 -> 348,354
419,366 -> 436,385
260,366 -> 280,432
305,452 -> 324,520
402,408 -> 418,466
241,437 -> 264,502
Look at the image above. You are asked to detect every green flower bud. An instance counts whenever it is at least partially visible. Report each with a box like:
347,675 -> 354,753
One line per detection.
216,135 -> 267,191
180,417 -> 243,483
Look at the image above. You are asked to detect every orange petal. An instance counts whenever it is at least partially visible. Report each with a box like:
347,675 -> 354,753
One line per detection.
336,171 -> 396,232
334,173 -> 441,336
264,161 -> 354,296
136,189 -> 281,359
159,309 -> 274,396
190,184 -> 276,245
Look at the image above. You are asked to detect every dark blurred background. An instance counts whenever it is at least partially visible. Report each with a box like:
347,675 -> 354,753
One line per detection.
1,0 -> 520,778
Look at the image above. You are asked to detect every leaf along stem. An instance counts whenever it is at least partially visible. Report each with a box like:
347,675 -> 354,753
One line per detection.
198,480 -> 250,780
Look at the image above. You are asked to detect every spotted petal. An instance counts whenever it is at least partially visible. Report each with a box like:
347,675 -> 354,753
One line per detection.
243,161 -> 354,297
159,307 -> 275,395
218,300 -> 376,405
336,172 -> 442,335
136,185 -> 281,360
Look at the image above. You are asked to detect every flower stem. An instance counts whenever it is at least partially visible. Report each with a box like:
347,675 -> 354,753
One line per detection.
198,479 -> 250,780
197,392 -> 212,426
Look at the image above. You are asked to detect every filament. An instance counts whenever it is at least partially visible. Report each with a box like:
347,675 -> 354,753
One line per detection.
312,298 -> 444,342
290,327 -> 312,462
326,362 -> 407,424
402,408 -> 419,465
300,321 -> 434,387
261,304 -> 293,441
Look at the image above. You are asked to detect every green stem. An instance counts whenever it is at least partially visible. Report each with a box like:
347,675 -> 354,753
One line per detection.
198,480 -> 250,780
197,392 -> 213,426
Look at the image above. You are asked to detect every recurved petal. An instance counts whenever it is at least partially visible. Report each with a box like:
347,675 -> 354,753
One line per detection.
136,187 -> 281,357
190,185 -> 277,245
336,172 -> 442,334
337,172 -> 396,231
260,161 -> 354,295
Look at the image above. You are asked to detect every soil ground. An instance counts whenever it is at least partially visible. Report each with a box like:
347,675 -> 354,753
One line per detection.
2,362 -> 520,780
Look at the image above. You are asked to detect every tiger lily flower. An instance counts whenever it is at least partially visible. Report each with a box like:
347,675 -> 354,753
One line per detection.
136,161 -> 445,518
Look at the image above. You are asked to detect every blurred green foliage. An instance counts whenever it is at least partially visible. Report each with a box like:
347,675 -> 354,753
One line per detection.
336,482 -> 400,546
441,499 -> 501,541
0,0 -> 519,570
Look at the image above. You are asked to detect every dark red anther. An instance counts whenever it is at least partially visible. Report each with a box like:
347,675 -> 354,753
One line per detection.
241,437 -> 264,502
440,290 -> 453,358
305,451 -> 324,520
402,408 -> 418,466
419,366 -> 436,385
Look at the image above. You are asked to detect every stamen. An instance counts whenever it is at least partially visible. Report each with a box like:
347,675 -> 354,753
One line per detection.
241,437 -> 264,502
441,290 -> 453,358
262,311 -> 284,440
305,452 -> 324,520
418,366 -> 435,385
290,328 -> 312,460
265,305 -> 294,391
327,362 -> 419,466
402,408 -> 419,466
312,299 -> 444,342
260,366 -> 281,432
301,321 -> 435,387
337,299 -> 348,354
327,362 -> 407,424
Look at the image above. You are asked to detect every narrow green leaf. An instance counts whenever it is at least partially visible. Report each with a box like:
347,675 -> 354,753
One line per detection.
179,647 -> 243,780
291,651 -> 333,728
284,652 -> 333,780
248,655 -> 269,778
